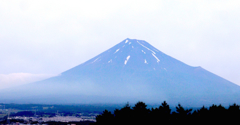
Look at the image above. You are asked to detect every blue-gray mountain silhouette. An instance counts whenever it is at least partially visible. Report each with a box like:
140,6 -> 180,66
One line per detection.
1,38 -> 240,106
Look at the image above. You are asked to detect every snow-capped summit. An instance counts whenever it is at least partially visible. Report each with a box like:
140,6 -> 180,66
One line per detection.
86,38 -> 161,66
85,38 -> 161,67
1,38 -> 240,106
63,38 -> 189,75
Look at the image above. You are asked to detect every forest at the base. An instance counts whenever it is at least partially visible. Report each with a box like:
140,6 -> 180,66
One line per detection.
94,101 -> 240,125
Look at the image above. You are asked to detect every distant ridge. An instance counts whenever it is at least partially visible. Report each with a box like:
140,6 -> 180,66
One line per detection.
1,38 -> 240,106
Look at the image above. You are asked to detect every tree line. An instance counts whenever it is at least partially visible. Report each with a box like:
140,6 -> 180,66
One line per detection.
94,101 -> 240,125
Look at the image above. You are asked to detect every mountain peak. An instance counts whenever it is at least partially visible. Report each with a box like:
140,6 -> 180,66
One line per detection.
63,38 -> 194,75
65,38 -> 174,73
1,38 -> 240,106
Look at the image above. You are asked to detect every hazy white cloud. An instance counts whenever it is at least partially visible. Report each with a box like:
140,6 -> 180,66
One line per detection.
0,0 -> 240,87
0,73 -> 57,89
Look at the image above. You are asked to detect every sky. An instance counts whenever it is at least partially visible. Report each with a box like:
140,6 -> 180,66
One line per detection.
0,0 -> 240,89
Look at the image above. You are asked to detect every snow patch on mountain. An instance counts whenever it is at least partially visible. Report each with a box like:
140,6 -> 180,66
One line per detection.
92,57 -> 101,63
108,59 -> 112,63
144,59 -> 148,64
152,53 -> 160,63
137,41 -> 156,54
124,55 -> 131,65
114,49 -> 120,54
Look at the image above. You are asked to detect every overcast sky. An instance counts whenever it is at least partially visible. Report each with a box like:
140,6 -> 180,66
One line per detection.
1,0 -> 240,89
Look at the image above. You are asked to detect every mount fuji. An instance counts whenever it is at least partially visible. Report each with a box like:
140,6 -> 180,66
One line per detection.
1,38 -> 240,106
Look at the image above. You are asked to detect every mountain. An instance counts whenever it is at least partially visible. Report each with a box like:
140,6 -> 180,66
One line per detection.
1,38 -> 240,106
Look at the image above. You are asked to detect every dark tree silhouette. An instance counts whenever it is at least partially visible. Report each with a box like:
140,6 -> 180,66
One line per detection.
208,104 -> 227,124
94,101 -> 240,125
176,103 -> 192,115
173,103 -> 192,125
191,105 -> 209,124
227,103 -> 240,124
96,110 -> 114,125
132,101 -> 150,125
114,102 -> 133,125
150,101 -> 171,125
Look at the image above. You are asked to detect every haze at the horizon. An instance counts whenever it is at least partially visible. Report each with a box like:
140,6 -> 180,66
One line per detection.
0,0 -> 240,89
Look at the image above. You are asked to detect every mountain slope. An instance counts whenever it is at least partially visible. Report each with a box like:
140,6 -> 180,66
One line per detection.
1,38 -> 240,106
